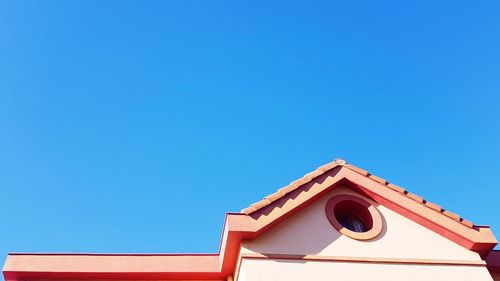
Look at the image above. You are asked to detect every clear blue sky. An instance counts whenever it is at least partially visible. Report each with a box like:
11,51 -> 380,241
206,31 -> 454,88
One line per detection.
1,0 -> 499,266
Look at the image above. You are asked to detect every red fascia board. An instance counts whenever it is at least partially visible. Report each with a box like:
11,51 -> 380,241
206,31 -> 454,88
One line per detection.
218,214 -> 256,275
3,271 -> 225,281
3,214 -> 256,281
339,169 -> 497,254
2,254 -> 221,280
486,250 -> 500,273
3,253 -> 220,270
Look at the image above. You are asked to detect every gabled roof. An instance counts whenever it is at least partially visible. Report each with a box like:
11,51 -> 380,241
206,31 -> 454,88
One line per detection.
242,159 -> 476,228
3,159 -> 498,281
238,159 -> 497,254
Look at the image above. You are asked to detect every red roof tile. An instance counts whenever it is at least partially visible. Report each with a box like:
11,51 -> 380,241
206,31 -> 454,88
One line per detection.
406,192 -> 424,203
424,201 -> 443,212
443,210 -> 461,221
242,159 -> 479,229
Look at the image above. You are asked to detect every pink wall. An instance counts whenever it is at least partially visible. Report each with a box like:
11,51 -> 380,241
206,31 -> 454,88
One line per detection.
236,186 -> 494,281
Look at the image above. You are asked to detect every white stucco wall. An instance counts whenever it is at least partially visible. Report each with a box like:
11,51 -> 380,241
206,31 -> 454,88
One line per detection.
237,186 -> 493,281
238,258 -> 492,281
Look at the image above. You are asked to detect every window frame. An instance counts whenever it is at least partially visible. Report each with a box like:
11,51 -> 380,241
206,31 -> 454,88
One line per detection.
325,194 -> 383,240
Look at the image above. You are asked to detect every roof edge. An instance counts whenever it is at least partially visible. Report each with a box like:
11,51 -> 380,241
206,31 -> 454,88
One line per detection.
486,250 -> 500,273
242,158 -> 490,230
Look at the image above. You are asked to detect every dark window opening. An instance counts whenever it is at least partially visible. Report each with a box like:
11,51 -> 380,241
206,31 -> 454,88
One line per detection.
337,214 -> 366,232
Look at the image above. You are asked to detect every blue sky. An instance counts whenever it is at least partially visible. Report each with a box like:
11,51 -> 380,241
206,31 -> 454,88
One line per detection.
1,0 -> 499,267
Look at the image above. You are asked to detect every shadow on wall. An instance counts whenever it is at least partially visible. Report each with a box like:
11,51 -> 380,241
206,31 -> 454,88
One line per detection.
249,166 -> 344,221
246,183 -> 388,256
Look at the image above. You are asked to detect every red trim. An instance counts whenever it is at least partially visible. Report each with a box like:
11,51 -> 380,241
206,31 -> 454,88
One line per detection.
325,194 -> 383,240
240,252 -> 487,266
486,250 -> 500,273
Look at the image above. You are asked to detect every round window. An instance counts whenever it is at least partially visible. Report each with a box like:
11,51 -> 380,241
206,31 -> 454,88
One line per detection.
325,194 -> 383,240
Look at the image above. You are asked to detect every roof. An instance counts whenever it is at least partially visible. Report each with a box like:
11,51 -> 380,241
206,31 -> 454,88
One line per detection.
242,159 -> 476,228
3,159 -> 498,281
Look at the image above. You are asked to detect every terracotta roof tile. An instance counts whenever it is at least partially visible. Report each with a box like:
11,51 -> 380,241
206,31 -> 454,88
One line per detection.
290,177 -> 312,188
264,191 -> 284,203
461,219 -> 474,228
424,201 -> 443,212
318,162 -> 339,172
334,159 -> 347,165
443,210 -> 461,221
241,160 -> 343,215
241,159 -> 477,229
249,200 -> 270,210
344,163 -> 369,176
278,184 -> 297,195
304,169 -> 324,180
240,206 -> 255,214
368,174 -> 388,185
386,182 -> 405,193
406,192 -> 424,203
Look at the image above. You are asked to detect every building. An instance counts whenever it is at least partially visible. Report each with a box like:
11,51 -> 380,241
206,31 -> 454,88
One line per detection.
3,159 -> 500,281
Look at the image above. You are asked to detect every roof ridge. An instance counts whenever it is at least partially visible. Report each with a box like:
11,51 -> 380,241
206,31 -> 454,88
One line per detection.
241,158 -> 479,229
